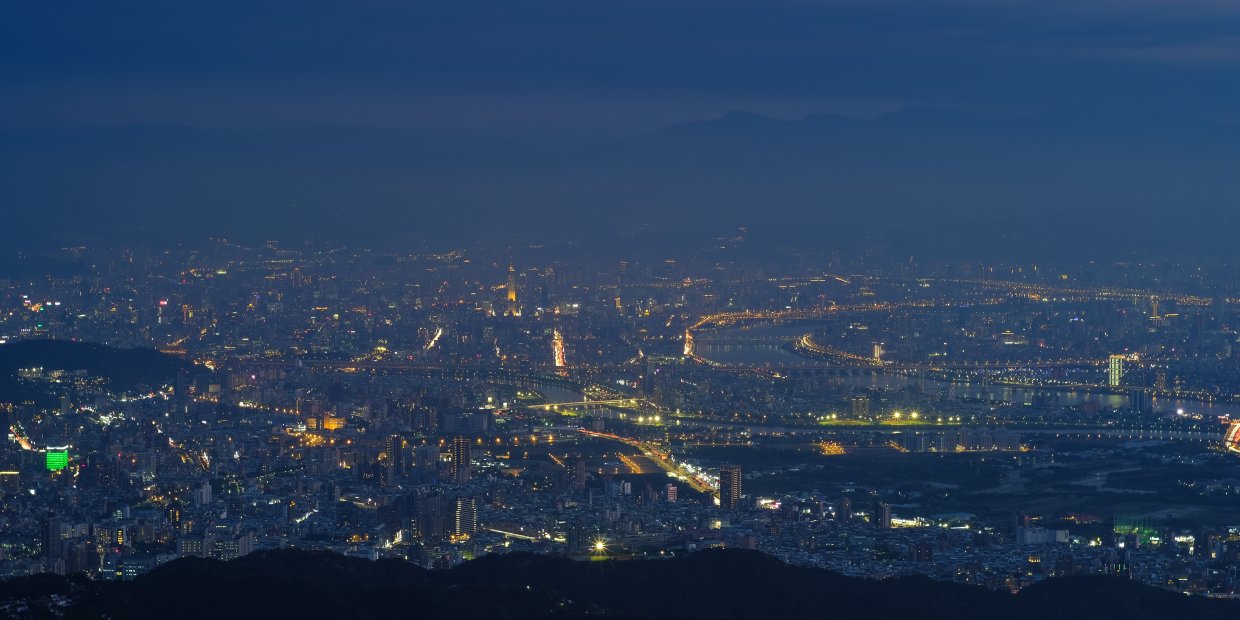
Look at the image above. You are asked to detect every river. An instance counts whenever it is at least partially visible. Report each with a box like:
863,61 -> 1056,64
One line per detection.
694,324 -> 1240,418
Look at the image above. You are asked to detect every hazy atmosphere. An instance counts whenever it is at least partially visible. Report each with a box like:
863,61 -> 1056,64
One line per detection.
4,3 -> 1240,617
5,1 -> 1240,253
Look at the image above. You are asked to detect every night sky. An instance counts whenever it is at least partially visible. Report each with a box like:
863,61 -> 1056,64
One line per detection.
4,1 -> 1240,254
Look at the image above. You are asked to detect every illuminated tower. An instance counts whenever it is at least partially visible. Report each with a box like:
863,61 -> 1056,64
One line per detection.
505,265 -> 520,317
452,496 -> 477,536
552,329 -> 566,370
1109,354 -> 1125,387
450,436 -> 471,483
718,464 -> 742,510
386,433 -> 405,480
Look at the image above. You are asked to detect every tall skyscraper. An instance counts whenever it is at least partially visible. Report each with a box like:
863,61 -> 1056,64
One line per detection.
386,433 -> 405,479
411,490 -> 447,541
1109,354 -> 1125,387
41,513 -> 64,572
414,444 -> 440,483
505,264 -> 520,317
875,501 -> 892,529
837,497 -> 853,521
718,464 -> 742,510
851,395 -> 871,418
450,436 -> 471,483
573,458 -> 587,489
452,496 -> 477,536
566,521 -> 589,553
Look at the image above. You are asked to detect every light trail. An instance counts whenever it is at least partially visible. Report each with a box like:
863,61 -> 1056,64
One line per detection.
527,398 -> 646,411
616,452 -> 644,474
424,326 -> 444,351
578,429 -> 714,494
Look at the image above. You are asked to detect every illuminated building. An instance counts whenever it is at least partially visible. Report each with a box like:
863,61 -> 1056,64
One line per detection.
45,448 -> 69,472
1225,421 -> 1240,454
875,501 -> 892,529
851,395 -> 870,418
1109,354 -> 1125,387
452,496 -> 477,536
386,433 -> 406,478
552,329 -> 565,368
209,534 -> 255,560
505,264 -> 521,317
566,522 -> 588,553
665,483 -> 678,503
718,464 -> 742,510
1015,526 -> 1068,544
0,471 -> 19,493
450,436 -> 471,483
411,490 -> 448,540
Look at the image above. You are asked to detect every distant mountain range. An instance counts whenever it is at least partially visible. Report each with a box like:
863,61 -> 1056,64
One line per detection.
3,108 -> 1237,258
1,548 -> 1235,620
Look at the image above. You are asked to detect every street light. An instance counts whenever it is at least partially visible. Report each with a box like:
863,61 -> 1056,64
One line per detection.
592,537 -> 608,557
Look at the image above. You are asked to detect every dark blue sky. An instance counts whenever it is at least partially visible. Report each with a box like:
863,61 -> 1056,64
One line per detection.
6,0 -> 1240,134
4,1 -> 1240,254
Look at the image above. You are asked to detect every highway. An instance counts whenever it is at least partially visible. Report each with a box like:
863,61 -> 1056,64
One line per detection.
578,429 -> 716,494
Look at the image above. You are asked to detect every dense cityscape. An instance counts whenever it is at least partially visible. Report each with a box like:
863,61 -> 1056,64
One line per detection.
1,238 -> 1239,600
10,1 -> 1240,617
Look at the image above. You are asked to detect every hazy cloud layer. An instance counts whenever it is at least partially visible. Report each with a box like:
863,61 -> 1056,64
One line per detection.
4,1 -> 1240,256
4,1 -> 1240,130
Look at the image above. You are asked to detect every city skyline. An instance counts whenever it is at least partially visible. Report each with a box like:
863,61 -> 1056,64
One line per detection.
3,1 -> 1240,617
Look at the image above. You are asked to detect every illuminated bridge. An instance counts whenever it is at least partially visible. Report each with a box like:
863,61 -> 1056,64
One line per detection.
787,332 -> 1108,371
526,398 -> 648,411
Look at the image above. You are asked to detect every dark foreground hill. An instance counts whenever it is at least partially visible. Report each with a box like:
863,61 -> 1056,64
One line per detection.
0,549 -> 1235,620
0,339 -> 189,404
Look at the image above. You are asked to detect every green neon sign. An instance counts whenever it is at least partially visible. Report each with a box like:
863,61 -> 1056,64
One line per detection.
46,450 -> 68,471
